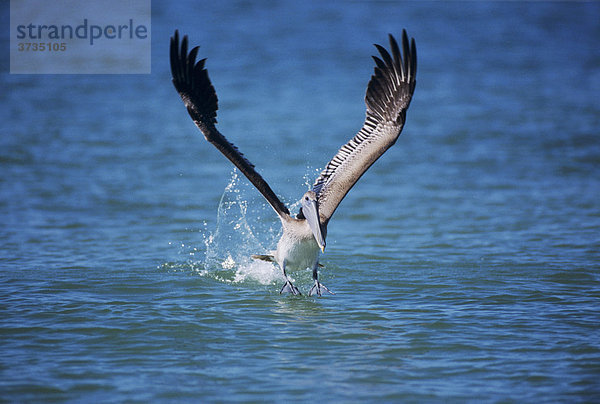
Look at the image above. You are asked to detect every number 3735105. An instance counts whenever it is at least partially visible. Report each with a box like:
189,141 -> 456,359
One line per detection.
18,42 -> 67,52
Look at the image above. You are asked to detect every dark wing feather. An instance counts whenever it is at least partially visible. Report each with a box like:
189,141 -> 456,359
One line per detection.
170,30 -> 290,218
312,31 -> 417,224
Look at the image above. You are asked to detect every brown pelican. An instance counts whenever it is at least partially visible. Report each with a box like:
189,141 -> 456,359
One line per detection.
170,30 -> 417,296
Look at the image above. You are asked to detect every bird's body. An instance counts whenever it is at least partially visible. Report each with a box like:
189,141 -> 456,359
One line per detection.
276,219 -> 321,274
251,215 -> 324,295
170,30 -> 417,295
276,218 -> 322,294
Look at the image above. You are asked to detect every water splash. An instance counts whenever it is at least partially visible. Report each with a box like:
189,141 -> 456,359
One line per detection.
201,169 -> 284,285
163,167 -> 322,286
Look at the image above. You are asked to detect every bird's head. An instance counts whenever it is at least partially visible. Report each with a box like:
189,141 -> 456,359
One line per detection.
299,191 -> 326,253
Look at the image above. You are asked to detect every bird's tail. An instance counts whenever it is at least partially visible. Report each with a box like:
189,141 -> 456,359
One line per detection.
251,254 -> 324,268
251,254 -> 275,263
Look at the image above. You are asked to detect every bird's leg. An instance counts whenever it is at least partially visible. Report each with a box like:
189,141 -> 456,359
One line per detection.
279,261 -> 301,295
308,263 -> 334,297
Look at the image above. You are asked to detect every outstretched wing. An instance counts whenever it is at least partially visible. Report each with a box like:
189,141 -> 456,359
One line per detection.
170,30 -> 290,219
312,31 -> 417,224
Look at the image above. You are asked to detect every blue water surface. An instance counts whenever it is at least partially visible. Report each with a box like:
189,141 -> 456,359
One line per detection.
1,1 -> 599,402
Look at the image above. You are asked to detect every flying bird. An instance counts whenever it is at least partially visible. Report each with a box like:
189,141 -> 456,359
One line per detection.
170,30 -> 417,296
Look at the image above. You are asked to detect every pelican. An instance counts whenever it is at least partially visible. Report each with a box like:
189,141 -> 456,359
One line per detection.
170,30 -> 417,296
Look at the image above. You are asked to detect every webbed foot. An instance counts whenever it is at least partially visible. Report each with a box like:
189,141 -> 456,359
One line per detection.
280,280 -> 301,295
308,281 -> 335,297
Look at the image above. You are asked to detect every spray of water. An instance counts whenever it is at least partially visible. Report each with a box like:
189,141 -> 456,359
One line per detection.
200,169 -> 284,285
163,165 -> 322,287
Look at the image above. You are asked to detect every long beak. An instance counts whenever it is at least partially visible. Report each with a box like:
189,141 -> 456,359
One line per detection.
303,199 -> 326,253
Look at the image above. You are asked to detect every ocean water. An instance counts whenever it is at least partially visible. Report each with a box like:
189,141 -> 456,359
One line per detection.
1,1 -> 599,402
